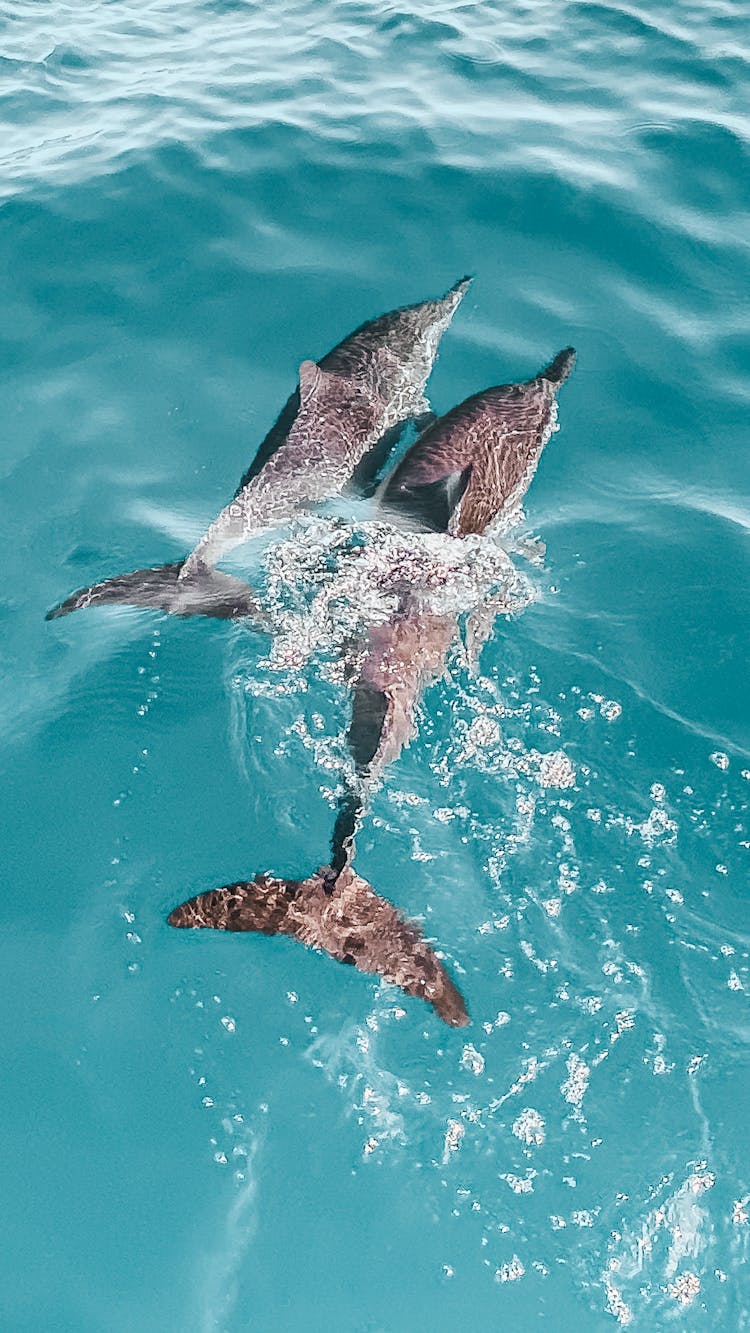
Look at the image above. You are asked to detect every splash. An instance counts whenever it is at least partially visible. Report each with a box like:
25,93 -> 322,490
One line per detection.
251,515 -> 538,680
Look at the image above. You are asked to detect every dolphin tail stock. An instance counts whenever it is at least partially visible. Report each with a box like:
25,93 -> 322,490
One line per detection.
168,865 -> 469,1028
538,346 -> 576,386
46,561 -> 269,623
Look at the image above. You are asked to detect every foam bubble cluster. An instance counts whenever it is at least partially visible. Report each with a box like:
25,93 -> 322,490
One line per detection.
253,516 -> 538,676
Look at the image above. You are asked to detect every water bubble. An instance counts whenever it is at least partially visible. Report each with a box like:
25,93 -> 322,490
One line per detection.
495,1256 -> 524,1283
512,1108 -> 545,1146
668,1272 -> 700,1306
459,1044 -> 484,1076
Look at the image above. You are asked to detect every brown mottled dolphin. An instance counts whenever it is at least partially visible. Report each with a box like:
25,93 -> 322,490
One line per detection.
168,347 -> 576,1026
379,346 -> 576,534
47,279 -> 471,621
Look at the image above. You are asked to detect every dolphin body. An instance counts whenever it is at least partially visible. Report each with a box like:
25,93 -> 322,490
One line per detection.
47,279 -> 471,621
168,347 -> 576,1026
379,345 -> 576,534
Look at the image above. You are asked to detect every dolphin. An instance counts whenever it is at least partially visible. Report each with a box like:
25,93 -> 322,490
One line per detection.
168,347 -> 576,1026
379,345 -> 576,534
47,279 -> 471,621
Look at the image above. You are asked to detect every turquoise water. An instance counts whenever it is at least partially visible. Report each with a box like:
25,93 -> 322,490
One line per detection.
3,1 -> 750,1328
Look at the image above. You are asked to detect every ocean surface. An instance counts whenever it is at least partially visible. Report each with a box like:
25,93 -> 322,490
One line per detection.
2,2 -> 749,1329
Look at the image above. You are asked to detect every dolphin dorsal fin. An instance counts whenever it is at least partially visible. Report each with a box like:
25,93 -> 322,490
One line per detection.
299,359 -> 323,404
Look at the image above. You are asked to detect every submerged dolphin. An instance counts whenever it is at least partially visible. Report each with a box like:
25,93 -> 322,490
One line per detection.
168,347 -> 576,1025
47,279 -> 471,621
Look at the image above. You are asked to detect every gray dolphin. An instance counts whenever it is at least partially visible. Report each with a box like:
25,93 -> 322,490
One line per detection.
47,279 -> 471,621
168,347 -> 576,1027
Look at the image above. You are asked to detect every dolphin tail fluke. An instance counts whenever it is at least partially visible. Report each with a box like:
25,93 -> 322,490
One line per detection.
46,561 -> 267,622
538,346 -> 576,386
168,866 -> 469,1028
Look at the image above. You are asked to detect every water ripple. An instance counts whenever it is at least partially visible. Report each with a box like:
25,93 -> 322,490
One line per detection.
3,0 -> 748,203
3,0 -> 750,1328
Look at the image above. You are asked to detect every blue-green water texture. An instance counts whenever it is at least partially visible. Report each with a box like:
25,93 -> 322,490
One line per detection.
2,2 -> 750,1329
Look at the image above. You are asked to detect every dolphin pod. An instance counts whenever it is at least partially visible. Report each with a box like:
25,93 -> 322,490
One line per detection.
48,279 -> 575,1024
167,344 -> 576,1025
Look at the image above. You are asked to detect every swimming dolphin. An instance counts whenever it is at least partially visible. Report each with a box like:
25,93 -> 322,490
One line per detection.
379,345 -> 576,534
47,279 -> 471,621
168,347 -> 576,1026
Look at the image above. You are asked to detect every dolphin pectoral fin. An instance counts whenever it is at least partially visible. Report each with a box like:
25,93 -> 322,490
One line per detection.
46,561 -> 184,619
46,562 -> 268,623
170,568 -> 270,623
168,867 -> 469,1028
